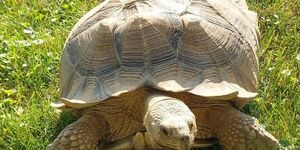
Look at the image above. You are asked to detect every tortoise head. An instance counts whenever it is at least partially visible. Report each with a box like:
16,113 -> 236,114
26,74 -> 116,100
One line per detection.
144,95 -> 197,150
157,116 -> 197,150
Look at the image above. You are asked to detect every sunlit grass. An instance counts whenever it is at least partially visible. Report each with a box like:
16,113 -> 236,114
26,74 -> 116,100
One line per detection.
0,0 -> 299,149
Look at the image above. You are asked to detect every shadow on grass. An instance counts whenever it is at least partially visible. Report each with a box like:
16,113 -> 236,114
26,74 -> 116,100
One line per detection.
48,111 -> 78,142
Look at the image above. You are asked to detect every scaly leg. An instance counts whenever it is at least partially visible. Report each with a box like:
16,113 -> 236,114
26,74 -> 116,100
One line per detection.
46,113 -> 108,150
205,106 -> 279,150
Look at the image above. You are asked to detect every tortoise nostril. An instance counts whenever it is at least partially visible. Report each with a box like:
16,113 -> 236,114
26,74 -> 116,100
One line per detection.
188,123 -> 193,130
181,135 -> 189,141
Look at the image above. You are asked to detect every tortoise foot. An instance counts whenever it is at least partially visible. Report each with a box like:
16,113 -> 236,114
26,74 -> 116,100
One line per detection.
47,113 -> 108,150
206,107 -> 279,150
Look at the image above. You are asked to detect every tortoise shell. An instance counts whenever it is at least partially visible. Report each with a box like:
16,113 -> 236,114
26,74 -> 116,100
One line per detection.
59,0 -> 259,108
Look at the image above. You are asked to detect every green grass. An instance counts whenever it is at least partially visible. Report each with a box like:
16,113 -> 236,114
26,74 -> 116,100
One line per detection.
0,0 -> 299,149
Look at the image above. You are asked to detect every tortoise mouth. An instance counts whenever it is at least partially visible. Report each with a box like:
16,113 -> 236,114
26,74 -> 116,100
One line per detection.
193,137 -> 218,148
156,137 -> 218,150
157,137 -> 193,150
158,143 -> 175,150
158,143 -> 186,150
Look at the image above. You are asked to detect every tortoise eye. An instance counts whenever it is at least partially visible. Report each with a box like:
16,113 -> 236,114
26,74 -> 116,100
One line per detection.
161,127 -> 168,135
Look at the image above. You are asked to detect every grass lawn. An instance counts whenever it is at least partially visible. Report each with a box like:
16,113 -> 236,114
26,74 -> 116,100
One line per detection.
0,0 -> 299,149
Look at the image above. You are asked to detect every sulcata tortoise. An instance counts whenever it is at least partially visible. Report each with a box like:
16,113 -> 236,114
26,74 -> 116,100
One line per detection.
47,0 -> 279,149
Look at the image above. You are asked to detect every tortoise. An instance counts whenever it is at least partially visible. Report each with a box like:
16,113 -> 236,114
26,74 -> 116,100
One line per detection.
47,0 -> 279,149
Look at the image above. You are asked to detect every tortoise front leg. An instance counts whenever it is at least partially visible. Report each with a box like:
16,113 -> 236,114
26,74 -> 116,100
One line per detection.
46,113 -> 109,150
204,106 -> 279,150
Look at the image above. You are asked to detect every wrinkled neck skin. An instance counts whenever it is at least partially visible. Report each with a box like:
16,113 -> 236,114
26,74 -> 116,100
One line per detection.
144,92 -> 197,150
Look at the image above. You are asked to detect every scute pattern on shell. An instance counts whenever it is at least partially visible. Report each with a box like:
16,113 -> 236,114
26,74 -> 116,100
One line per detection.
59,0 -> 259,108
